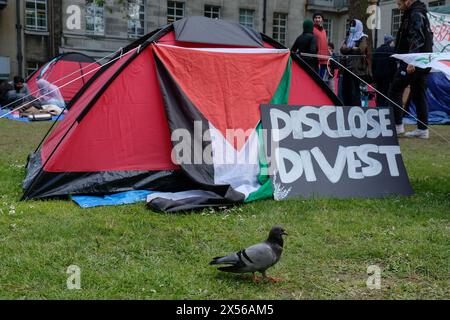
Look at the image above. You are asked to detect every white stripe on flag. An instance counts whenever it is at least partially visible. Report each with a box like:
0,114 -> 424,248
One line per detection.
209,123 -> 260,198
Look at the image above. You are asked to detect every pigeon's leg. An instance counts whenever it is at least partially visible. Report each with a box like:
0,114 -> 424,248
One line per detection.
252,272 -> 262,283
266,276 -> 284,283
262,271 -> 283,283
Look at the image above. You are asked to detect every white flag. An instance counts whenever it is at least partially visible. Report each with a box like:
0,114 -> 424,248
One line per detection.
392,52 -> 450,80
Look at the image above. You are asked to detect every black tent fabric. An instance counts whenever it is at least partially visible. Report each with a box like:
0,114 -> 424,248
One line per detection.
173,16 -> 264,47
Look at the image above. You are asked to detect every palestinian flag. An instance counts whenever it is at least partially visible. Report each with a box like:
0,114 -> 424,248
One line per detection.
148,44 -> 291,211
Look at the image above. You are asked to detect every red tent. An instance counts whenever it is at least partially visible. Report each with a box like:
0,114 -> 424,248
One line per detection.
26,52 -> 100,103
23,17 -> 342,209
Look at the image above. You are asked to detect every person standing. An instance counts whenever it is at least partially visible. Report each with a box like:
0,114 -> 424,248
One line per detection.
340,19 -> 371,106
323,42 -> 338,93
291,19 -> 318,74
312,12 -> 329,80
372,35 -> 396,107
389,0 -> 433,139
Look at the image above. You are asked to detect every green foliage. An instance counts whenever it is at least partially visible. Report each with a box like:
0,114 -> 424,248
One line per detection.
0,120 -> 449,299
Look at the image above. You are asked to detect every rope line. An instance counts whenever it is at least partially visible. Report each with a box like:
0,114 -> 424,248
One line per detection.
1,47 -> 138,119
298,52 -> 449,143
1,49 -> 121,110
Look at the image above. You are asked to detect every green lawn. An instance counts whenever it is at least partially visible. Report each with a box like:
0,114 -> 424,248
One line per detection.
0,119 -> 449,299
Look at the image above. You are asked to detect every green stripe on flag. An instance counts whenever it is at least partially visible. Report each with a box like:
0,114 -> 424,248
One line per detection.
245,57 -> 292,202
270,57 -> 292,105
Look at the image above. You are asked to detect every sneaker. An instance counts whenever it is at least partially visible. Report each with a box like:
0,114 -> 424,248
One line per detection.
396,124 -> 405,136
404,128 -> 429,139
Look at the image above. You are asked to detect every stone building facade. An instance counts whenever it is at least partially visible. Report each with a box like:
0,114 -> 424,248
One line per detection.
1,0 -> 354,80
60,0 -> 309,59
0,0 -> 62,79
0,0 -> 17,79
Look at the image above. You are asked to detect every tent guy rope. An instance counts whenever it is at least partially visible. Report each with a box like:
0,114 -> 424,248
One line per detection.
299,52 -> 450,144
0,47 -> 139,119
0,49 -> 120,111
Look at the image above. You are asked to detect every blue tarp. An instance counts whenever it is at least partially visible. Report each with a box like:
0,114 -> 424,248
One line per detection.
71,190 -> 154,208
406,72 -> 450,124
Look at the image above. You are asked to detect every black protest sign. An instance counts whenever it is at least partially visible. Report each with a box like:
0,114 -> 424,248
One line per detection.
260,105 -> 413,200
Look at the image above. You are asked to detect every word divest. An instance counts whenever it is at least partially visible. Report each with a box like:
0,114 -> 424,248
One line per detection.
261,105 -> 413,199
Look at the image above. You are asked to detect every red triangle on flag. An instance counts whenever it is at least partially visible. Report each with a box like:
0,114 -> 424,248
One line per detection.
154,45 -> 289,150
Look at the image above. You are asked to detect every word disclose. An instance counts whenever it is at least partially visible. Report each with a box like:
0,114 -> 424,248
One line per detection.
270,106 -> 393,141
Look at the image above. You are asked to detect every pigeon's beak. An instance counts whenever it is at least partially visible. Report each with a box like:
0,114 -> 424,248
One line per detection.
282,230 -> 288,236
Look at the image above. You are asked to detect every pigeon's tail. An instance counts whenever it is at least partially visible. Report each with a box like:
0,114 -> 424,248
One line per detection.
209,256 -> 222,265
209,255 -> 238,266
217,265 -> 242,273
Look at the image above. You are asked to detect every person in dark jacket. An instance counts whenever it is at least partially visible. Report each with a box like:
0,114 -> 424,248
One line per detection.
292,19 -> 318,74
340,19 -> 371,106
323,42 -> 338,93
372,35 -> 396,107
4,76 -> 32,109
388,0 -> 433,139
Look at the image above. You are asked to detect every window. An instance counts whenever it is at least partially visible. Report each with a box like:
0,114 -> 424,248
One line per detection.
26,61 -> 40,77
204,5 -> 221,19
239,9 -> 255,29
391,8 -> 402,38
86,0 -> 104,35
323,18 -> 332,42
25,0 -> 47,32
345,19 -> 351,35
0,56 -> 11,80
273,13 -> 288,46
167,1 -> 184,24
128,0 -> 145,38
428,0 -> 445,7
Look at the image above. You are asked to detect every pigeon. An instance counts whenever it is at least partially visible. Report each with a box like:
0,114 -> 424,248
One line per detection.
209,225 -> 287,282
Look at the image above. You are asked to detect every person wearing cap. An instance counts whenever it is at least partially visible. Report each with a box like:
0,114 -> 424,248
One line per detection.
372,35 -> 396,107
312,12 -> 329,80
291,19 -> 318,74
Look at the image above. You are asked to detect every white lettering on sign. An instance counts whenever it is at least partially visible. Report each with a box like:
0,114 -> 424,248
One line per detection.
270,106 -> 393,141
275,145 -> 401,184
379,145 -> 401,176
